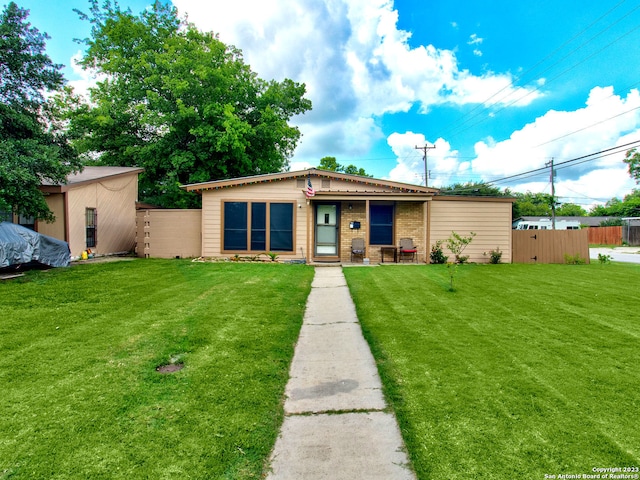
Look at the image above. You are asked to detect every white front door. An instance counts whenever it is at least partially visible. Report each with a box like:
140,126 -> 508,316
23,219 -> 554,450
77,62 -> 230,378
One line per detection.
315,204 -> 338,256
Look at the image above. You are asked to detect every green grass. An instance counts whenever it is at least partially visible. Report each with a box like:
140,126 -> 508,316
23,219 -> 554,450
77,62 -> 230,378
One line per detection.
343,263 -> 640,480
0,259 -> 314,479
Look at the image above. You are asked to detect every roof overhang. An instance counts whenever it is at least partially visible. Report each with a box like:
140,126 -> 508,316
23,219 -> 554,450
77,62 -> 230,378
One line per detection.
39,167 -> 144,193
308,191 -> 433,201
181,168 -> 438,194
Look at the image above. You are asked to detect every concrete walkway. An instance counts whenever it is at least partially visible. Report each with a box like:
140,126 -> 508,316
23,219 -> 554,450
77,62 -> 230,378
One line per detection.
266,267 -> 415,480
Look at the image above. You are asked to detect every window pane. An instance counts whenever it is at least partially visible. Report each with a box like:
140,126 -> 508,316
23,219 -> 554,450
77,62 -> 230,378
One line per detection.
270,203 -> 293,251
224,202 -> 248,250
251,203 -> 266,251
86,208 -> 97,248
370,204 -> 393,245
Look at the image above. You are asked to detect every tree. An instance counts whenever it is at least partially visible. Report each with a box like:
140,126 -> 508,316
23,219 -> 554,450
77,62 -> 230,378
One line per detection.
555,203 -> 587,216
70,1 -> 311,208
0,2 -> 81,221
318,156 -> 371,177
438,181 -> 509,197
589,190 -> 640,217
512,192 -> 555,219
624,148 -> 640,184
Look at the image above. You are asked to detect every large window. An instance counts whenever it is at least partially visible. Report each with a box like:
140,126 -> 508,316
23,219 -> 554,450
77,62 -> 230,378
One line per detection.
223,201 -> 294,252
270,203 -> 294,251
370,204 -> 394,245
86,208 -> 97,248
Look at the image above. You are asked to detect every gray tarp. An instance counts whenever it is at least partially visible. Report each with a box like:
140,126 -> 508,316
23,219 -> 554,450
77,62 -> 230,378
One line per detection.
0,222 -> 70,268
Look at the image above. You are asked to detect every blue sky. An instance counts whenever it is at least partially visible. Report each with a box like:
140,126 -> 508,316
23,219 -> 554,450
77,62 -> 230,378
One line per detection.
14,0 -> 640,207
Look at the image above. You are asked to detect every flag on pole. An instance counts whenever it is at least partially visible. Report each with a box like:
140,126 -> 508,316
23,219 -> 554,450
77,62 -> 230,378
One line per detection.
306,177 -> 315,198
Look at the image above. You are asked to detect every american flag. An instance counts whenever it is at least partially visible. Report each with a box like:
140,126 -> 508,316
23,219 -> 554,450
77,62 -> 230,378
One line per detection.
306,177 -> 315,198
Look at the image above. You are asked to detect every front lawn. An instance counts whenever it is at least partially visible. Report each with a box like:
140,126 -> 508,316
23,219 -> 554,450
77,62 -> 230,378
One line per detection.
344,263 -> 640,480
0,260 -> 314,479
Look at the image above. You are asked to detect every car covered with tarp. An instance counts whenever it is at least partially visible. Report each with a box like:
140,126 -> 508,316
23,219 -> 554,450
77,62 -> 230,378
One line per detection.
0,222 -> 70,269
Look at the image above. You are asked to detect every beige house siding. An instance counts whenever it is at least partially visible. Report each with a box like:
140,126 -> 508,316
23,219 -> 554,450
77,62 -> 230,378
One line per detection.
201,179 -> 309,258
136,209 -> 202,258
56,173 -> 139,257
430,198 -> 513,263
40,193 -> 66,240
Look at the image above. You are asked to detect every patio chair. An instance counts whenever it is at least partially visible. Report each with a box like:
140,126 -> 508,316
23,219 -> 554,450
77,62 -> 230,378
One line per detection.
399,237 -> 418,263
351,238 -> 366,263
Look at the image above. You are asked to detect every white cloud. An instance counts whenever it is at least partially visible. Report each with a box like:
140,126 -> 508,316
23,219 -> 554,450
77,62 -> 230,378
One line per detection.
387,132 -> 464,187
170,0 -> 542,165
67,51 -> 100,101
468,33 -> 483,45
472,87 -> 640,176
468,86 -> 640,202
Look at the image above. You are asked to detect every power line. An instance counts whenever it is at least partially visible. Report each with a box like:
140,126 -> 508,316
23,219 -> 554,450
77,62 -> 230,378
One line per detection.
434,1 -> 631,141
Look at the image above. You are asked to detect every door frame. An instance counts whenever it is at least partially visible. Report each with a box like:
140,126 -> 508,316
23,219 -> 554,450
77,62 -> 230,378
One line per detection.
313,202 -> 341,261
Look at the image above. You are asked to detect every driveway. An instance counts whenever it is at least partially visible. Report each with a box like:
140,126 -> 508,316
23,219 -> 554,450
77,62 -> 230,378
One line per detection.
590,246 -> 640,264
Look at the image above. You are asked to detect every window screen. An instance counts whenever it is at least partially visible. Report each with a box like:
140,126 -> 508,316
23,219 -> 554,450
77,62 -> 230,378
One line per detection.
269,203 -> 293,251
223,202 -> 248,250
251,203 -> 266,251
369,204 -> 393,245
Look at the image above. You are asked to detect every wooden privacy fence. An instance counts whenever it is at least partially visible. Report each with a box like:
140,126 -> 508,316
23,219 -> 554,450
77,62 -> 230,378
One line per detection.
623,226 -> 640,245
512,229 -> 590,264
136,209 -> 202,258
587,226 -> 622,245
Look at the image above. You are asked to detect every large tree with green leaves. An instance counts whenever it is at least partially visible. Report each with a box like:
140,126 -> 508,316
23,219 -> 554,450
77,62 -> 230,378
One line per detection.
317,156 -> 372,177
624,148 -> 640,184
512,191 -> 556,219
438,181 -> 509,197
555,202 -> 587,216
70,1 -> 311,208
0,2 -> 81,221
589,190 -> 640,217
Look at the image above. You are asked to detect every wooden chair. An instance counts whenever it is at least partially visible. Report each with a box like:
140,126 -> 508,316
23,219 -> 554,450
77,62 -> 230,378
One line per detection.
351,238 -> 365,262
399,238 -> 418,263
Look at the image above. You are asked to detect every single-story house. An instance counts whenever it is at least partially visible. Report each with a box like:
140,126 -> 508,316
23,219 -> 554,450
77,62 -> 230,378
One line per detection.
182,169 -> 514,263
4,166 -> 143,259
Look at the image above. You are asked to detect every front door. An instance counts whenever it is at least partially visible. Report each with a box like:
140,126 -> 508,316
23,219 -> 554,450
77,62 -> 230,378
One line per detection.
315,204 -> 339,257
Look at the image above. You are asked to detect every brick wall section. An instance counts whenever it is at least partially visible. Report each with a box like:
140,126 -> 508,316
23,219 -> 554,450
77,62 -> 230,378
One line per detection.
340,201 -> 367,261
394,202 -> 426,262
338,201 -> 426,263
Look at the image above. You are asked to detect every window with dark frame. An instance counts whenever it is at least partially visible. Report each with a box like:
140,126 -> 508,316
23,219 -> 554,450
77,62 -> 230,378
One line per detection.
223,201 -> 294,252
223,202 -> 248,250
86,208 -> 97,248
269,203 -> 294,251
369,204 -> 394,245
251,203 -> 266,251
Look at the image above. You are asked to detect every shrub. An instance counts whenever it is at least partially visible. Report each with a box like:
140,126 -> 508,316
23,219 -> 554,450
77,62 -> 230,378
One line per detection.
430,240 -> 448,264
564,253 -> 586,265
446,231 -> 476,264
484,247 -> 503,264
597,253 -> 612,264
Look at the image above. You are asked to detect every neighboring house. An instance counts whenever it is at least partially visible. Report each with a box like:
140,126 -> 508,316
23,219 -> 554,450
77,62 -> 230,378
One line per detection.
7,166 -> 143,259
513,216 -> 638,230
182,169 -> 514,263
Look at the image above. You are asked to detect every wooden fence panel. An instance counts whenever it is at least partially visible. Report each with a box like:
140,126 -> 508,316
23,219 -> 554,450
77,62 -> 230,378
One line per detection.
623,226 -> 640,246
135,209 -> 202,258
512,229 -> 590,264
587,226 -> 622,245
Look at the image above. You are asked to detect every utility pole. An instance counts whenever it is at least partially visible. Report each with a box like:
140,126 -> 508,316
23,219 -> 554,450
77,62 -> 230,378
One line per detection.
415,143 -> 436,187
546,158 -> 556,230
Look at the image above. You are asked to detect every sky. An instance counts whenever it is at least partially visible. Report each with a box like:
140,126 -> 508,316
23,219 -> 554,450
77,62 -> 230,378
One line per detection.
13,0 -> 640,208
